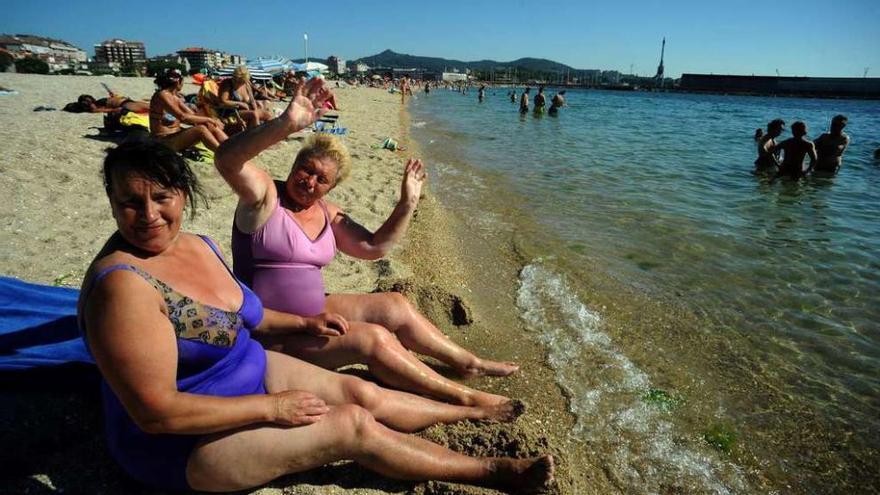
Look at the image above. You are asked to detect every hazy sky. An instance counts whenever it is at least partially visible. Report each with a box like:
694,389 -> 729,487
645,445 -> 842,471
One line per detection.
4,0 -> 879,77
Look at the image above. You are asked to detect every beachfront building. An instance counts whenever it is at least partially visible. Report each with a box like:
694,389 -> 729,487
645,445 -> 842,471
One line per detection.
177,47 -> 242,72
441,72 -> 468,83
148,53 -> 191,73
354,62 -> 370,74
601,70 -> 621,84
94,39 -> 146,67
328,55 -> 346,75
0,34 -> 87,72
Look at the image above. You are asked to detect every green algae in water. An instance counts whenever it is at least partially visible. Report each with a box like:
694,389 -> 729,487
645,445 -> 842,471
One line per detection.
703,423 -> 737,454
568,243 -> 587,254
642,388 -> 683,412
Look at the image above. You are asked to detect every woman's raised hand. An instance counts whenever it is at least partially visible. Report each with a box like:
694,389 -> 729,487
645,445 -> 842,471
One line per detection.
271,390 -> 329,426
401,158 -> 427,205
283,77 -> 332,131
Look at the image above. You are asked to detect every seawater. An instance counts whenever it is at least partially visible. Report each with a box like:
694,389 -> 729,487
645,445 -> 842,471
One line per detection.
410,88 -> 880,493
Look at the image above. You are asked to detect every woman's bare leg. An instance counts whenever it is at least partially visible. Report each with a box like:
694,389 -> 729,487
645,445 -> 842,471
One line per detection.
159,124 -> 221,151
261,351 -> 521,431
186,403 -> 554,493
325,293 -> 519,377
258,322 -> 508,406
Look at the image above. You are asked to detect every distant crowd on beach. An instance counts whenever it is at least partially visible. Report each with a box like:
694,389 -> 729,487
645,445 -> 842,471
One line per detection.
754,115 -> 851,180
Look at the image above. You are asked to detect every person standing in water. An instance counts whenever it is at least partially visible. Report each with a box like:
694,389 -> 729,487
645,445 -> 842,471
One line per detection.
519,88 -> 530,114
813,114 -> 850,174
400,76 -> 410,104
478,85 -> 486,103
755,119 -> 785,173
773,121 -> 817,180
533,87 -> 546,115
548,90 -> 566,116
510,89 -> 517,103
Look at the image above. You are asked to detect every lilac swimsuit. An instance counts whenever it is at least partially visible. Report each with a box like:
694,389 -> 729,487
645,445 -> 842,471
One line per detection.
80,236 -> 266,490
232,198 -> 337,317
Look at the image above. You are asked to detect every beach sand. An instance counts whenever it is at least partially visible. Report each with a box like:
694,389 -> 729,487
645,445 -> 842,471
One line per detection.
0,73 -> 593,494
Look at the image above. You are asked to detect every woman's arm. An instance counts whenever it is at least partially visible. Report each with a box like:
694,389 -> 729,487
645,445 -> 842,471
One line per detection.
219,83 -> 250,110
332,158 -> 427,260
215,78 -> 332,232
160,91 -> 218,127
81,270 -> 328,434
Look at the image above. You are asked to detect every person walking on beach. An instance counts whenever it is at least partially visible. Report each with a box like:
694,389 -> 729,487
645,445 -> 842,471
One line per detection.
548,90 -> 566,116
533,87 -> 546,115
773,121 -> 817,180
400,76 -> 410,104
813,114 -> 850,174
519,88 -> 530,114
754,119 -> 785,173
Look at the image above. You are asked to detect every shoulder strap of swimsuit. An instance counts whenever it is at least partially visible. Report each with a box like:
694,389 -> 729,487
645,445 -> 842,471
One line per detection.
79,264 -> 157,333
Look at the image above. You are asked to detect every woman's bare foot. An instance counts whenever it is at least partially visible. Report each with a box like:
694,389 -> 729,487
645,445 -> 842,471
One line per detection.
460,359 -> 520,378
460,389 -> 511,407
490,455 -> 555,494
475,399 -> 526,423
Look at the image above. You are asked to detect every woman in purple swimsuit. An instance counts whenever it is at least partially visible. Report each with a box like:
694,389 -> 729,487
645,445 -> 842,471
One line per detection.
78,137 -> 553,492
219,79 -> 519,408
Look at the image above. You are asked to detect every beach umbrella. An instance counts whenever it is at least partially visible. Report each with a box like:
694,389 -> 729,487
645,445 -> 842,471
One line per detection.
247,57 -> 290,74
213,66 -> 273,81
302,61 -> 328,72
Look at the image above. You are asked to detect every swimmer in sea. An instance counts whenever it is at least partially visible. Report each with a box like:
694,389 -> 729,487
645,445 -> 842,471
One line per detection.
773,121 -> 817,180
548,90 -> 566,116
533,87 -> 546,115
520,88 -> 530,114
754,119 -> 785,173
510,90 -> 517,103
812,114 -> 850,174
478,85 -> 486,102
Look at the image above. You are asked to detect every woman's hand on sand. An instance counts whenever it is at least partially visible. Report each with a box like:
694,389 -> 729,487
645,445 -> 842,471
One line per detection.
305,313 -> 349,337
283,78 -> 332,132
271,390 -> 329,426
401,158 -> 427,206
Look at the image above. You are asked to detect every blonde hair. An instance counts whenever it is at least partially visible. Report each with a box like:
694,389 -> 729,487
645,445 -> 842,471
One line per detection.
232,65 -> 250,81
293,134 -> 351,183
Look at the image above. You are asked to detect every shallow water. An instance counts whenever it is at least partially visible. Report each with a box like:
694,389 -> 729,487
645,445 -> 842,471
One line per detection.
411,88 -> 880,493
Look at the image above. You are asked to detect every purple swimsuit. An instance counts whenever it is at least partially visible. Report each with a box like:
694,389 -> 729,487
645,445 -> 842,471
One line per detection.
80,236 -> 266,491
232,198 -> 337,317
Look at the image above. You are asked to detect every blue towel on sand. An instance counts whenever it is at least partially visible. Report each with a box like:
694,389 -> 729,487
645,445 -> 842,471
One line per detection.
0,276 -> 94,370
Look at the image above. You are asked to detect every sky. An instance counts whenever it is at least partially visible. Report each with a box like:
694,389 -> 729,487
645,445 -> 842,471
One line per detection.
3,0 -> 879,78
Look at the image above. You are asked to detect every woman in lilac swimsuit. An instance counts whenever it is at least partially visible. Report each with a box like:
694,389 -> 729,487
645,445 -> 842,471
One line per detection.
219,79 -> 519,408
78,137 -> 553,492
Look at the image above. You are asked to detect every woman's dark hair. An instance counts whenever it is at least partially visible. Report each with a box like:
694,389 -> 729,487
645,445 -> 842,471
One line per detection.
103,139 -> 207,218
153,68 -> 183,90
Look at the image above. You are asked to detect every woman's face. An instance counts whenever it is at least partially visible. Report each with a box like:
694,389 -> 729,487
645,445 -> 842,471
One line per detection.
109,172 -> 186,254
285,156 -> 338,206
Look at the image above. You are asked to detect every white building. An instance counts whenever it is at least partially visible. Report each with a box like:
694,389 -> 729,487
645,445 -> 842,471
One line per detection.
441,72 -> 468,82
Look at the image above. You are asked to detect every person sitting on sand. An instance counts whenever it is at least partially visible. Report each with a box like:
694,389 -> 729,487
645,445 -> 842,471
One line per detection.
78,137 -> 553,494
754,119 -> 785,173
773,121 -> 817,180
215,79 -> 520,408
813,114 -> 850,174
520,88 -> 530,114
548,90 -> 566,116
218,66 -> 274,129
149,68 -> 228,152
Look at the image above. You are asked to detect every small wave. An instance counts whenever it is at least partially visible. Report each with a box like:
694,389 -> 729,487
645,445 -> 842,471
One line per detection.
517,263 -> 747,493
412,121 -> 427,128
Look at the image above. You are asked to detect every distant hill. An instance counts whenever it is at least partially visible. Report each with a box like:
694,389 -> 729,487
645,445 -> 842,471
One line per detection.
351,49 -> 577,74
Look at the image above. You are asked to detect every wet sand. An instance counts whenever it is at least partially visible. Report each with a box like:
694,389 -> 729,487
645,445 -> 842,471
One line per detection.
0,73 -> 588,494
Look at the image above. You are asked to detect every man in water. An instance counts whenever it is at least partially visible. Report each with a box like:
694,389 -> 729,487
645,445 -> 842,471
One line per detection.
773,121 -> 817,180
534,86 -> 546,115
400,76 -> 410,104
548,90 -> 566,116
754,119 -> 785,173
424,81 -> 430,95
510,89 -> 517,103
812,115 -> 850,174
478,84 -> 486,102
520,88 -> 530,114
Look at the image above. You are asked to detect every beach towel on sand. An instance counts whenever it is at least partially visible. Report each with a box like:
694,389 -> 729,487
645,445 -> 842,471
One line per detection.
0,276 -> 93,371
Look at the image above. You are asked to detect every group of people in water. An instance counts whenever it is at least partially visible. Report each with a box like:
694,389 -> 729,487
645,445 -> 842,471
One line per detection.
510,87 -> 566,116
754,114 -> 850,179
75,75 -> 554,492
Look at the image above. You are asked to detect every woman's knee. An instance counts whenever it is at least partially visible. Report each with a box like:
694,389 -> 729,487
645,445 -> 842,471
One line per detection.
357,323 -> 397,355
341,376 -> 383,410
378,292 -> 415,324
331,404 -> 378,450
